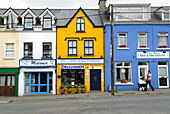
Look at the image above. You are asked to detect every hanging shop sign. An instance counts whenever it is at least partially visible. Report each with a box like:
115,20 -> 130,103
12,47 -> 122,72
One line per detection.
61,65 -> 84,69
137,52 -> 169,59
57,59 -> 104,64
19,59 -> 56,67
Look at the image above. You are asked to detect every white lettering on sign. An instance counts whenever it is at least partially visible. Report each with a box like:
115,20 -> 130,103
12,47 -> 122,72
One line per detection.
57,59 -> 104,64
61,65 -> 84,69
20,60 -> 56,67
137,52 -> 169,59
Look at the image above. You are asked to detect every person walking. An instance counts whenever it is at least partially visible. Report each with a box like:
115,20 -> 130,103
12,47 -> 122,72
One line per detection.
145,70 -> 154,91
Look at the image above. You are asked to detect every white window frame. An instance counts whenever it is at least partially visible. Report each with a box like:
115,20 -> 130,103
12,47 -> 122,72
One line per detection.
5,43 -> 15,59
116,62 -> 132,83
118,33 -> 127,48
138,32 -> 147,48
158,32 -> 168,48
162,10 -> 170,20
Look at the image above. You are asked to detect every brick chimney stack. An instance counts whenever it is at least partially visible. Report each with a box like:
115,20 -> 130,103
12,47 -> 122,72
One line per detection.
98,0 -> 106,9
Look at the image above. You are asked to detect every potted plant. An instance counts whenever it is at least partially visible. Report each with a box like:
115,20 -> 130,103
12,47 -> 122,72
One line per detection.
80,85 -> 86,93
119,45 -> 127,48
66,84 -> 72,93
59,85 -> 65,94
121,79 -> 127,83
140,45 -> 146,48
74,84 -> 79,94
159,45 -> 167,48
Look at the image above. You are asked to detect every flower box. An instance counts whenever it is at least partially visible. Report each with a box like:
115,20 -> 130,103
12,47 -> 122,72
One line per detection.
159,46 -> 167,48
140,46 -> 146,48
119,46 -> 127,48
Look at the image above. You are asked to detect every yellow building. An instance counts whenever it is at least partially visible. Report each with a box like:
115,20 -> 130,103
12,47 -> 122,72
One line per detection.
56,8 -> 104,94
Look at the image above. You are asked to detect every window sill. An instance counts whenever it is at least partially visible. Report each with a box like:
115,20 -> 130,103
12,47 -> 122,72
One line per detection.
137,48 -> 149,50
156,48 -> 170,50
4,57 -> 15,60
117,47 -> 129,50
41,57 -> 53,59
115,82 -> 134,85
42,29 -> 52,30
22,57 -> 33,59
83,55 -> 95,56
76,31 -> 86,33
67,55 -> 78,57
23,29 -> 34,31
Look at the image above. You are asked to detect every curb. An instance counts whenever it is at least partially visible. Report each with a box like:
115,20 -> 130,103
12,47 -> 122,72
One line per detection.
0,100 -> 12,104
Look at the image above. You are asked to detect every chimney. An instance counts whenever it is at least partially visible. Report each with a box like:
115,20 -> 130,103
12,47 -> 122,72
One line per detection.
98,0 -> 106,9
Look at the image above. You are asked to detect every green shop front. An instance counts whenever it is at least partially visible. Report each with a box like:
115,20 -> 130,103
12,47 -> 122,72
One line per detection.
0,68 -> 19,96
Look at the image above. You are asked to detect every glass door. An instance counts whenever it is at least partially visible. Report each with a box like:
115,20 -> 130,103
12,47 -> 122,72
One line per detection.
158,62 -> 169,88
138,62 -> 148,84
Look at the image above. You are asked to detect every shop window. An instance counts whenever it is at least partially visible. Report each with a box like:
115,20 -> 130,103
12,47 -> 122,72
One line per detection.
43,42 -> 52,57
118,33 -> 127,48
77,18 -> 85,32
61,69 -> 84,86
138,33 -> 147,48
24,43 -> 33,57
158,61 -> 168,65
24,13 -> 33,29
158,32 -> 168,48
43,13 -> 52,29
68,40 -> 77,55
5,43 -> 14,58
0,76 -> 5,86
84,40 -> 93,55
116,62 -> 132,83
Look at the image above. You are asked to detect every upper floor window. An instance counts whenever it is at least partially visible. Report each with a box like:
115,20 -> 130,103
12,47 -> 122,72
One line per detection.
118,33 -> 127,48
24,13 -> 33,29
77,18 -> 85,32
24,43 -> 33,57
68,40 -> 77,55
6,12 -> 15,29
5,43 -> 14,58
43,42 -> 52,57
138,33 -> 147,48
43,13 -> 52,29
158,33 -> 168,48
163,10 -> 169,20
84,40 -> 93,55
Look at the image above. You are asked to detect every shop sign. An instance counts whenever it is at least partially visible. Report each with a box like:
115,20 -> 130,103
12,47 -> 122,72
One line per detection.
61,65 -> 84,69
137,52 -> 169,59
19,59 -> 56,67
57,59 -> 104,64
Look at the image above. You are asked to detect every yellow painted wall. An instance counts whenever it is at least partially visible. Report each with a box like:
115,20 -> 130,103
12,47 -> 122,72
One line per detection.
0,32 -> 19,67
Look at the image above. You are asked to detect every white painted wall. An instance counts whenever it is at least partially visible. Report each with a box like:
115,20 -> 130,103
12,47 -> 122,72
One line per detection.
19,31 -> 56,59
18,68 -> 56,96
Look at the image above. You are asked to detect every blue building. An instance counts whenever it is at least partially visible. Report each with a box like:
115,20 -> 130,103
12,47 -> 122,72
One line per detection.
104,3 -> 170,90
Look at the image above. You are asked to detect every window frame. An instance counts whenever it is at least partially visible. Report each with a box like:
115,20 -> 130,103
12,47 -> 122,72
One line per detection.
43,42 -> 52,57
163,10 -> 170,20
5,43 -> 15,58
43,13 -> 52,29
68,40 -> 77,56
138,32 -> 147,48
24,42 -> 33,58
118,32 -> 127,48
24,13 -> 33,29
76,18 -> 85,32
158,32 -> 168,48
84,40 -> 94,55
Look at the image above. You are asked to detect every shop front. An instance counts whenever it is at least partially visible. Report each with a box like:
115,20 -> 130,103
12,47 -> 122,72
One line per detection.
57,59 -> 104,94
0,68 -> 19,96
18,59 -> 56,96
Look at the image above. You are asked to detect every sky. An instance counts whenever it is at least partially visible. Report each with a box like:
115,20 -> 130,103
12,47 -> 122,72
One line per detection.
0,0 -> 170,9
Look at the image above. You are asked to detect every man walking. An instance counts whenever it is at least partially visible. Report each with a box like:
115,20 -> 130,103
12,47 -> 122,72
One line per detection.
145,70 -> 154,91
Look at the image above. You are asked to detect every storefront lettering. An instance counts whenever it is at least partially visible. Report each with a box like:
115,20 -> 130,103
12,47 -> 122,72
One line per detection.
57,59 -> 104,64
19,60 -> 56,67
137,52 -> 169,59
61,65 -> 84,69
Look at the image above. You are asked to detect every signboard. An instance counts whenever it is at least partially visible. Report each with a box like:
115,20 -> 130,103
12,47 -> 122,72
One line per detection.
20,59 -> 56,67
57,59 -> 104,64
61,65 -> 84,69
137,52 -> 169,59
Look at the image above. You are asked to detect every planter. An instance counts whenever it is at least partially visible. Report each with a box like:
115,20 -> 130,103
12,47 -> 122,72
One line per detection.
121,82 -> 127,83
81,88 -> 86,93
74,88 -> 79,93
159,46 -> 167,48
140,46 -> 146,48
119,46 -> 126,48
67,89 -> 72,93
60,89 -> 65,94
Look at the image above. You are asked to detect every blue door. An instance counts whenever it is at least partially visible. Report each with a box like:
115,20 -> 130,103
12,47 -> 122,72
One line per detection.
90,70 -> 101,90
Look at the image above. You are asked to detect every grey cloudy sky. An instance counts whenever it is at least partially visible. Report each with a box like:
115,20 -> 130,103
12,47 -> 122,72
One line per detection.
0,0 -> 170,9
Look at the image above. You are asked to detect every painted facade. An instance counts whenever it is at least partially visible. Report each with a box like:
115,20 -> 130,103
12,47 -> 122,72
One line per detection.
56,8 -> 105,94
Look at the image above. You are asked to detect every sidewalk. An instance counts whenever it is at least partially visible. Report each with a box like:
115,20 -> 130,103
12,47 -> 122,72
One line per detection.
1,89 -> 170,103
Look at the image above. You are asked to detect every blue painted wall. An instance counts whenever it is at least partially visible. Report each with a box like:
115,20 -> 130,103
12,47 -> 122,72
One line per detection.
104,24 -> 170,90
105,25 -> 111,91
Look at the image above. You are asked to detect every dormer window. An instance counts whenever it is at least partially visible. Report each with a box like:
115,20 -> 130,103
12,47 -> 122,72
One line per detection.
43,13 -> 52,29
24,13 -> 33,29
76,18 -> 85,32
6,12 -> 15,29
163,10 -> 169,20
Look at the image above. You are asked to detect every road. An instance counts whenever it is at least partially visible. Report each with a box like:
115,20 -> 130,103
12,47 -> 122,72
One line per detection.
0,94 -> 170,114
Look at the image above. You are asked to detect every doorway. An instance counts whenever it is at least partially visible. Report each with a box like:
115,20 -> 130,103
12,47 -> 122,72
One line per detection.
138,62 -> 148,84
90,70 -> 101,90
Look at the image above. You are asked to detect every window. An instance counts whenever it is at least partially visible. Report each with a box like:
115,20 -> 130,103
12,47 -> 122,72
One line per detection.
116,62 -> 132,83
77,18 -> 85,32
138,33 -> 147,48
158,33 -> 168,48
163,10 -> 169,20
6,12 -> 15,29
43,13 -> 52,29
68,40 -> 77,55
24,13 -> 33,29
61,69 -> 84,86
5,43 -> 14,58
24,43 -> 33,57
43,42 -> 52,57
118,33 -> 127,48
84,40 -> 93,55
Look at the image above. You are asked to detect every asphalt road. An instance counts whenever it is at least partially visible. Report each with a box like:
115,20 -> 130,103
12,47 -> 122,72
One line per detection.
0,94 -> 170,114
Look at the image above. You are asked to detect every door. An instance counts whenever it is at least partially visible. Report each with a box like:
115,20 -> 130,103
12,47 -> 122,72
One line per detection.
138,66 -> 148,84
90,70 -> 101,90
158,62 -> 169,88
0,75 -> 15,96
